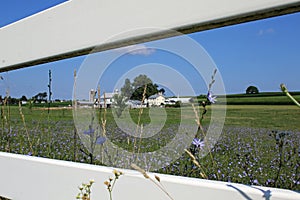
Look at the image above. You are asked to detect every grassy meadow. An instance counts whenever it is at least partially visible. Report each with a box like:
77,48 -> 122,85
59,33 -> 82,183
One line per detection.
0,94 -> 299,190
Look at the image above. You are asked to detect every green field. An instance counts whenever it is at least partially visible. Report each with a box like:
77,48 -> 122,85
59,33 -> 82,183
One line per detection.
198,92 -> 300,105
221,105 -> 300,131
3,103 -> 300,130
222,95 -> 300,105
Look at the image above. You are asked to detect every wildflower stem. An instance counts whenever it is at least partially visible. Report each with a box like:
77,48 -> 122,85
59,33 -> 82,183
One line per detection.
108,190 -> 112,200
47,69 -> 52,114
191,104 -> 220,180
280,83 -> 300,108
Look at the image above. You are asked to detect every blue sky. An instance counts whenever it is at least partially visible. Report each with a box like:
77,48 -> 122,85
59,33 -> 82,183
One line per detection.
0,1 -> 300,100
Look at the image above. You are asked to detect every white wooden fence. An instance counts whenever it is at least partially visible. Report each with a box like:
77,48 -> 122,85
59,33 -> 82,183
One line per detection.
1,1 -> 300,199
1,0 -> 300,71
0,152 -> 299,200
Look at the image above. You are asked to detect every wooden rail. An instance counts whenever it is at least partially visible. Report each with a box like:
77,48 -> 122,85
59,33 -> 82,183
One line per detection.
1,0 -> 300,71
0,152 -> 299,200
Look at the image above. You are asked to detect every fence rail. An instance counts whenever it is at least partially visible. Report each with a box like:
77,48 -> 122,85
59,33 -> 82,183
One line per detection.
0,152 -> 299,200
1,0 -> 300,71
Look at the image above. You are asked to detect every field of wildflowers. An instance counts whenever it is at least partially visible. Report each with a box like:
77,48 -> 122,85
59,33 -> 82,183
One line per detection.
0,102 -> 299,191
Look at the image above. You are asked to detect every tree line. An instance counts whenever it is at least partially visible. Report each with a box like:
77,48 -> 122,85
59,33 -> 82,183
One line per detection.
0,92 -> 63,105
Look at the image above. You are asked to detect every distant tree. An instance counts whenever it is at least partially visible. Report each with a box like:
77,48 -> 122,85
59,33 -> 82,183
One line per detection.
132,74 -> 152,89
130,86 -> 145,101
121,78 -> 133,98
7,96 -> 18,104
20,95 -> 27,102
112,94 -> 127,118
246,86 -> 259,94
41,92 -> 47,100
131,83 -> 159,101
174,101 -> 181,108
32,92 -> 48,103
148,83 -> 159,97
120,74 -> 160,101
158,88 -> 165,95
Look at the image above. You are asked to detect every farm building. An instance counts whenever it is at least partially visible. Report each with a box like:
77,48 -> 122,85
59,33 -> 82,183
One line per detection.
147,92 -> 165,106
77,89 -> 119,108
98,89 -> 119,108
167,97 -> 192,104
126,100 -> 147,108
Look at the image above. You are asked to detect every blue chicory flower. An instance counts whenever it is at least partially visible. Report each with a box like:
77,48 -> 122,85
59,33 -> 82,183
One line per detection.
83,128 -> 95,135
207,91 -> 217,104
192,138 -> 205,149
96,136 -> 107,145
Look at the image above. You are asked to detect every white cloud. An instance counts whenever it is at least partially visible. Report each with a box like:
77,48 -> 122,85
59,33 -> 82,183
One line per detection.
116,44 -> 155,56
257,28 -> 275,36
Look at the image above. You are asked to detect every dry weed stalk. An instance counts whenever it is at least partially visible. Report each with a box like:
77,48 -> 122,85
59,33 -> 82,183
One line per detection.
1,91 -> 11,152
73,69 -> 78,161
101,92 -> 107,137
73,69 -> 77,109
97,85 -> 101,109
131,163 -> 175,200
99,86 -> 106,164
184,149 -> 208,179
18,101 -> 34,155
134,84 -> 147,154
281,83 -> 300,108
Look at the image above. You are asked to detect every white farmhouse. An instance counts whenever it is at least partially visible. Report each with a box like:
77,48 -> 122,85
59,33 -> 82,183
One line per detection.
147,92 -> 165,107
